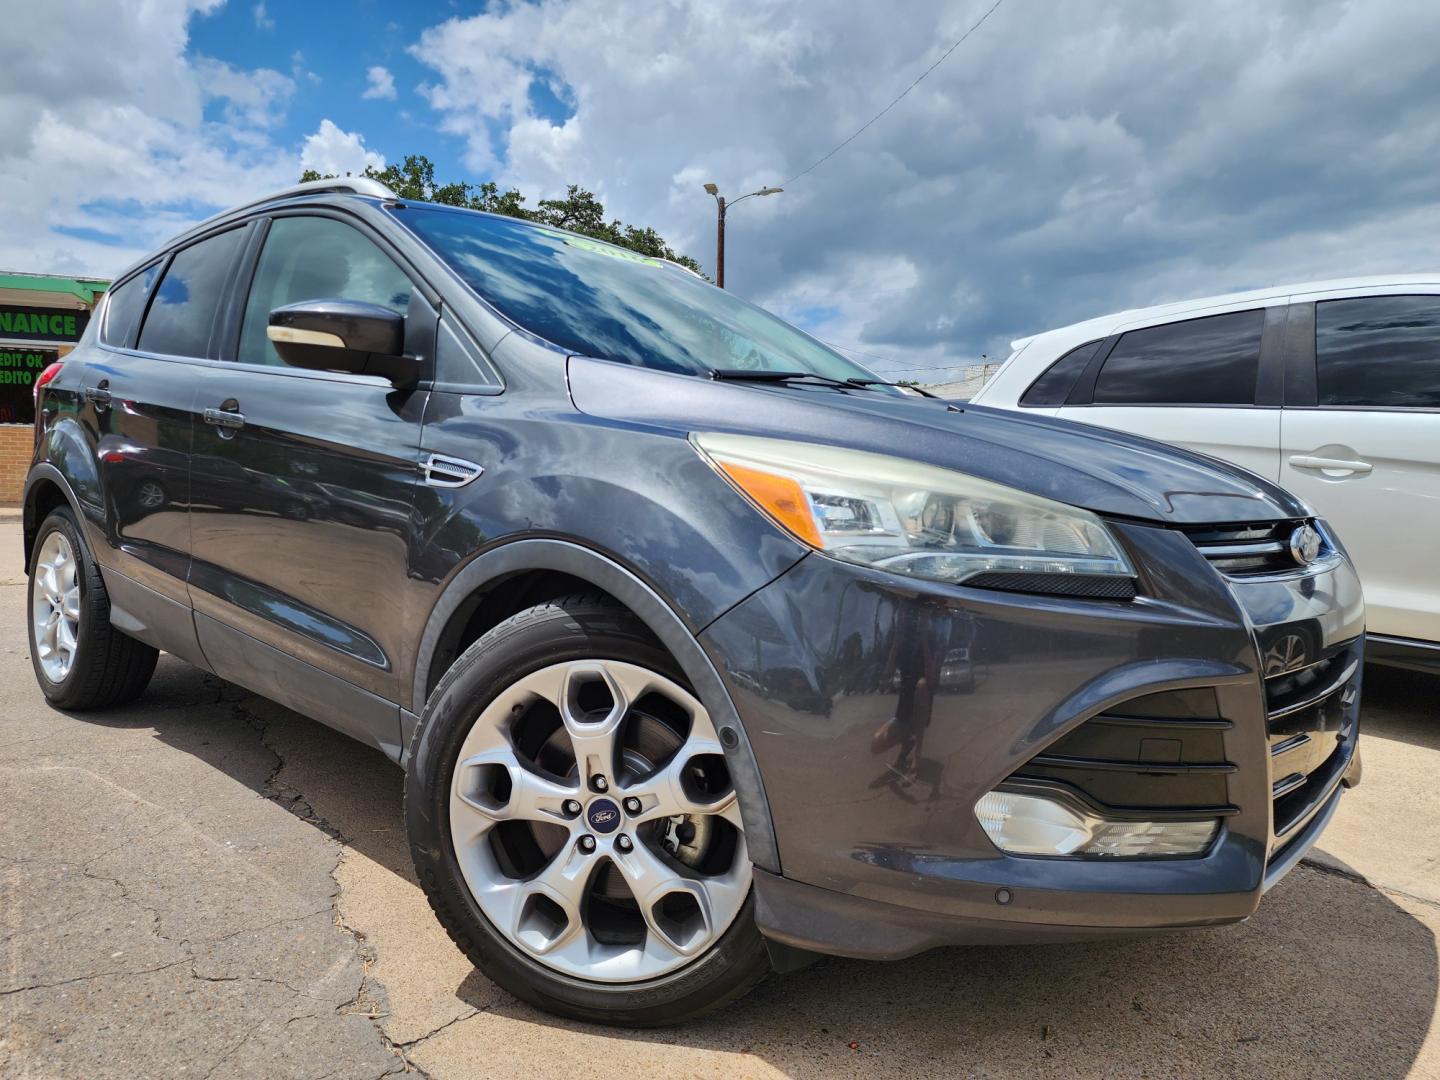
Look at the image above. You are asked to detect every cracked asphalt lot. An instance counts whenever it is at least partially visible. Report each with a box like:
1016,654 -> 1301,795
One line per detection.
2,518 -> 1440,1079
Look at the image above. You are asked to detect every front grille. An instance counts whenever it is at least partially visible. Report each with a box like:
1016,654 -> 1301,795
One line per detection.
1180,519 -> 1307,577
1265,638 -> 1361,842
1008,687 -> 1239,819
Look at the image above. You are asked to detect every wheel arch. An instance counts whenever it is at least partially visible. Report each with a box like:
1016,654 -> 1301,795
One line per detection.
409,538 -> 781,874
22,465 -> 85,574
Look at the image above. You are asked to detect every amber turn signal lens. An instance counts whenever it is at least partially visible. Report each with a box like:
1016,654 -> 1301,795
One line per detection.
714,461 -> 823,549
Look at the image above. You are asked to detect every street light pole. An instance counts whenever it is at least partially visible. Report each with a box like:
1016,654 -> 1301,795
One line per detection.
703,183 -> 782,289
715,194 -> 727,289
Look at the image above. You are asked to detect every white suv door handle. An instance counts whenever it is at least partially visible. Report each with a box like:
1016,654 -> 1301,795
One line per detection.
1289,454 -> 1372,474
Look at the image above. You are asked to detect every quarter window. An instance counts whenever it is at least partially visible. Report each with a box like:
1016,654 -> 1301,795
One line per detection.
1093,309 -> 1265,406
1020,340 -> 1101,406
238,216 -> 412,367
136,228 -> 246,359
1315,295 -> 1440,408
102,263 -> 160,347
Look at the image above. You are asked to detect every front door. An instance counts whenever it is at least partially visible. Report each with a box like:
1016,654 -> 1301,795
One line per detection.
187,213 -> 431,755
1281,292 -> 1440,643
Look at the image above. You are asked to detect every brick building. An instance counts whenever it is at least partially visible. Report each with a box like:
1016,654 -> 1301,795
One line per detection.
0,272 -> 108,505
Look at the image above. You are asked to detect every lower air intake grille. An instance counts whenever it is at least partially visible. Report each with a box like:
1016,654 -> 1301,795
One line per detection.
1008,687 -> 1238,817
1266,638 -> 1361,842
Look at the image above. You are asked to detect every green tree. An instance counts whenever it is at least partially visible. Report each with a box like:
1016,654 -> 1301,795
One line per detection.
300,155 -> 705,275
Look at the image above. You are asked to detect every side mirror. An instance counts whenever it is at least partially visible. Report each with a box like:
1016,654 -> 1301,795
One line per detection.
267,299 -> 418,385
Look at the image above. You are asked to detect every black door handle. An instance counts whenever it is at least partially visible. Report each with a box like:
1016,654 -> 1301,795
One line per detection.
84,382 -> 111,409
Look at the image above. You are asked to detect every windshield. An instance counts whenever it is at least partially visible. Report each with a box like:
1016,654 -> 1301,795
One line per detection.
394,204 -> 882,383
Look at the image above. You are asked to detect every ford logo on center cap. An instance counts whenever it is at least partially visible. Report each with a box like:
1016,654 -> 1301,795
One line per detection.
1289,524 -> 1323,566
586,798 -> 621,833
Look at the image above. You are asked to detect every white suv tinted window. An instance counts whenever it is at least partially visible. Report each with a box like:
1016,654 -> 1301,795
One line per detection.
1020,340 -> 1101,406
137,228 -> 246,358
1093,309 -> 1264,405
1315,295 -> 1440,408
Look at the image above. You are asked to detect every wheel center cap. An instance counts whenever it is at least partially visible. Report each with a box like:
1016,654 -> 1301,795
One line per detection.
586,798 -> 621,834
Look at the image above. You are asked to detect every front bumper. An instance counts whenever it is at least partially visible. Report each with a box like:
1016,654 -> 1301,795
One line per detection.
700,519 -> 1364,960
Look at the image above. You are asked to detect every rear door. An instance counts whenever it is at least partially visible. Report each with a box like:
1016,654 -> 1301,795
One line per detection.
186,211 -> 432,756
78,226 -> 252,667
1281,290 -> 1440,643
1057,303 -> 1286,480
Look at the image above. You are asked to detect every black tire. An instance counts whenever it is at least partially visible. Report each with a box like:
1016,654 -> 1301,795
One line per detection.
405,593 -> 770,1026
26,507 -> 158,710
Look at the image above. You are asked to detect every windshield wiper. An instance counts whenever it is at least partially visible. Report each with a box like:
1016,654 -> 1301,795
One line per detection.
709,369 -> 881,391
709,369 -> 936,398
849,378 -> 938,398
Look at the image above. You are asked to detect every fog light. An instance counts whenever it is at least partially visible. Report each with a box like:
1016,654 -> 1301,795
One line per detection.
975,791 -> 1218,858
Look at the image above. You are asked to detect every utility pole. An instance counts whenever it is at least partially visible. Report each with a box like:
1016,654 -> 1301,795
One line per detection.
715,194 -> 727,289
702,183 -> 782,289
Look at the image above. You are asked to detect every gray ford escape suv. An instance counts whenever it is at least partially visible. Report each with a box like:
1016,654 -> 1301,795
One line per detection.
24,178 -> 1364,1026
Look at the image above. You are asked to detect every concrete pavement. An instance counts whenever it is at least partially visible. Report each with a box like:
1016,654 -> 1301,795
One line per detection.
1,519 -> 1438,1078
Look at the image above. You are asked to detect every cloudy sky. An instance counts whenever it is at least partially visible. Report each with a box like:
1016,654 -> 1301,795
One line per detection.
4,0 -> 1439,383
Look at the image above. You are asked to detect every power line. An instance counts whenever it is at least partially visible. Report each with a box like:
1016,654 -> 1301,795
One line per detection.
821,340 -> 896,364
781,0 -> 1008,187
872,359 -> 995,375
824,341 -> 996,379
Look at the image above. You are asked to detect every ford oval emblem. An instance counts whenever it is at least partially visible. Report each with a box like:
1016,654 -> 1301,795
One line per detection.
1288,524 -> 1322,566
586,798 -> 621,833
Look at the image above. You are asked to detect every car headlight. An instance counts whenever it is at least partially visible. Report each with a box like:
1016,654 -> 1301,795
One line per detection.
692,433 -> 1135,589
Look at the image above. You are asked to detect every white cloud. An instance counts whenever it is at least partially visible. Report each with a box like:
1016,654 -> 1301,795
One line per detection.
0,0 -> 357,278
410,0 -> 1440,379
299,119 -> 385,176
253,2 -> 273,30
194,57 -> 293,127
362,65 -> 397,101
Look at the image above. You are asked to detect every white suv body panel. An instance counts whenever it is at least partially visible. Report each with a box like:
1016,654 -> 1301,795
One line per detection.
971,275 -> 1440,647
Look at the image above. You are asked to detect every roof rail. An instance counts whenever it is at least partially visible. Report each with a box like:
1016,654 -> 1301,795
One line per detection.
220,176 -> 398,219
170,177 -> 399,249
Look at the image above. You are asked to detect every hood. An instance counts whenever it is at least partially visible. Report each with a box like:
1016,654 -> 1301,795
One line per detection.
566,357 -> 1309,526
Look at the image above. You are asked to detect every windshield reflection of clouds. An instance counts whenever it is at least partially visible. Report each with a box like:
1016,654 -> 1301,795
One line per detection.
396,208 -> 876,382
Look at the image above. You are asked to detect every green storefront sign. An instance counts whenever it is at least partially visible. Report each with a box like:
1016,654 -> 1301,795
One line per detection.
0,347 -> 57,425
0,305 -> 88,343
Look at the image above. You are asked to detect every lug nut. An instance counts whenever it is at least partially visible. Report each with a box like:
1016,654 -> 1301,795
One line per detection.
616,833 -> 633,852
591,775 -> 609,793
623,796 -> 642,814
578,835 -> 597,854
563,799 -> 582,817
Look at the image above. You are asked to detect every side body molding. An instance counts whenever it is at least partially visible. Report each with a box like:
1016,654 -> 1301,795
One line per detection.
407,538 -> 782,875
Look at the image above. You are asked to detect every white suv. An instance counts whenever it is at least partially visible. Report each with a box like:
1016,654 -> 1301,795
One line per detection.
971,276 -> 1440,671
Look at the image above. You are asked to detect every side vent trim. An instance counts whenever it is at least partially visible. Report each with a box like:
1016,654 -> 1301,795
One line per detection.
421,453 -> 484,489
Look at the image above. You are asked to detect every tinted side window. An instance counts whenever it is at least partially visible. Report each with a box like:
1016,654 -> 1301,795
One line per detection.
238,217 -> 412,367
1093,309 -> 1264,405
1020,340 -> 1101,406
137,228 -> 246,358
1315,295 -> 1440,408
102,263 -> 160,347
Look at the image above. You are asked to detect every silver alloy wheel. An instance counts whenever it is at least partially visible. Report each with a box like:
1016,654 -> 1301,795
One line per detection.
32,531 -> 81,683
448,659 -> 750,983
